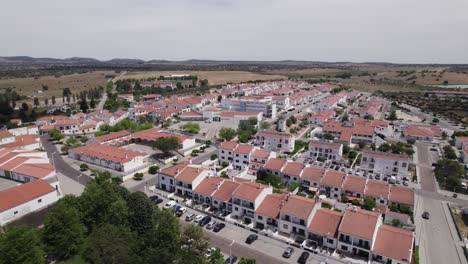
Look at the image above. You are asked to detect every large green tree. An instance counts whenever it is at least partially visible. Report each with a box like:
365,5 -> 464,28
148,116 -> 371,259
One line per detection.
42,196 -> 86,261
127,191 -> 155,235
0,226 -> 45,264
219,127 -> 236,141
84,224 -> 139,264
153,136 -> 180,156
179,224 -> 210,264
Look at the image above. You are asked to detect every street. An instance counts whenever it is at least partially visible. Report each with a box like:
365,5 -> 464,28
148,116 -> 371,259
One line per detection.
414,141 -> 468,264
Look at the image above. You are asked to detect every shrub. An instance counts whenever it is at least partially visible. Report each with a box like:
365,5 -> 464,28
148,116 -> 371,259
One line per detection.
80,163 -> 89,171
134,173 -> 144,180
210,154 -> 217,161
148,166 -> 159,174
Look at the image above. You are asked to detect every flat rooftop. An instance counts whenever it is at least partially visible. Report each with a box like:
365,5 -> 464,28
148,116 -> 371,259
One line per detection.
0,177 -> 21,192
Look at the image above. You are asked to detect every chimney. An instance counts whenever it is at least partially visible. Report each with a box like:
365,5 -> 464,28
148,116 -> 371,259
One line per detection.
216,182 -> 221,190
176,169 -> 180,174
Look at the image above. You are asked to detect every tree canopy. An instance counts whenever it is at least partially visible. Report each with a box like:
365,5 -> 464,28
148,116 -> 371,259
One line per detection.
153,136 -> 180,155
219,127 -> 236,141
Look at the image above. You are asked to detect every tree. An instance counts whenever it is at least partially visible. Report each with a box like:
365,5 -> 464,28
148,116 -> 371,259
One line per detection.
148,165 -> 159,174
362,197 -> 376,211
217,95 -> 222,103
33,97 -> 40,107
260,121 -> 271,130
378,143 -> 391,152
42,196 -> 86,261
66,136 -> 78,146
435,159 -> 464,191
50,128 -> 64,141
127,192 -> 155,235
134,172 -> 144,180
210,154 -> 217,160
342,112 -> 349,122
219,127 -> 236,141
153,136 -> 180,156
208,248 -> 224,264
0,226 -> 45,264
44,97 -> 49,105
407,138 -> 416,145
443,145 -> 457,159
179,224 -> 210,264
238,131 -> 250,143
90,97 -> 96,109
287,182 -> 300,192
80,135 -> 89,143
80,163 -> 89,171
21,102 -> 29,111
289,116 -> 297,124
52,95 -> 56,105
442,131 -> 448,140
323,133 -> 334,140
84,224 -> 139,264
388,109 -> 398,121
239,258 -> 257,264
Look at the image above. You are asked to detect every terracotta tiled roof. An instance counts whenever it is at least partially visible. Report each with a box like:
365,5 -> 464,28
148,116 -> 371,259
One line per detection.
308,208 -> 343,238
94,130 -> 131,142
372,225 -> 414,262
220,141 -> 238,151
212,180 -> 241,202
234,144 -> 254,154
320,170 -> 346,188
251,149 -> 271,159
264,158 -> 287,171
301,166 -> 326,182
257,130 -> 292,139
175,166 -> 206,183
255,193 -> 287,219
342,175 -> 367,194
12,163 -> 54,179
70,144 -> 146,163
193,176 -> 224,197
365,180 -> 390,200
339,207 -> 380,240
389,186 -> 414,206
281,161 -> 305,177
0,180 -> 56,212
309,140 -> 342,150
280,195 -> 316,219
159,162 -> 189,177
232,182 -> 269,201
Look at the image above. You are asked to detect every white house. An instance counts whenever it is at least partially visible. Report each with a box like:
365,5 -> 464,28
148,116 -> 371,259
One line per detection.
372,225 -> 414,264
306,208 -> 343,250
68,144 -> 148,172
360,150 -> 411,179
231,182 -> 272,224
0,179 -> 60,226
337,207 -> 382,261
278,195 -> 319,238
255,193 -> 286,230
319,170 -> 346,199
255,130 -> 295,153
174,166 -> 211,197
309,140 -> 343,163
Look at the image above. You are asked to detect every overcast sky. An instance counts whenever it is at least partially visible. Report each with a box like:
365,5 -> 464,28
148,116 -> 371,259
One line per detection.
2,0 -> 468,63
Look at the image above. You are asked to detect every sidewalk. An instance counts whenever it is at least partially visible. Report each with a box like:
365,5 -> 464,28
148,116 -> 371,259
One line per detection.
442,202 -> 468,264
56,172 -> 84,195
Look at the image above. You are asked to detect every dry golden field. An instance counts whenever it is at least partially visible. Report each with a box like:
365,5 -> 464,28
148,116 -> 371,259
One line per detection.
0,71 -> 114,99
116,71 -> 286,85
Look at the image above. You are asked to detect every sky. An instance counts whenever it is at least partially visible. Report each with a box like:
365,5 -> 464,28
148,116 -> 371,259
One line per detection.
2,0 -> 468,64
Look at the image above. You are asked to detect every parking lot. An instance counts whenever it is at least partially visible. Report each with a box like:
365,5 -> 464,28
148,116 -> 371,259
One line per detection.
147,190 -> 338,264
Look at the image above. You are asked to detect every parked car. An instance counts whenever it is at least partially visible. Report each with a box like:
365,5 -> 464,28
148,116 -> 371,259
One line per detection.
422,211 -> 430,219
245,234 -> 258,244
224,255 -> 238,264
164,200 -> 176,209
199,216 -> 212,226
282,247 -> 294,258
213,222 -> 226,232
185,213 -> 195,222
176,207 -> 187,217
153,198 -> 164,205
149,195 -> 159,201
297,251 -> 310,264
194,215 -> 204,223
403,181 -> 409,186
206,221 -> 217,230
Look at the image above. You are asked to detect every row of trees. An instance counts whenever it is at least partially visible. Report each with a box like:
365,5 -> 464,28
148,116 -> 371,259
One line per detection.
0,172 -> 235,264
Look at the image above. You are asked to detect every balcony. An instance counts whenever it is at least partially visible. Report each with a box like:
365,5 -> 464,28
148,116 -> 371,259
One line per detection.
352,241 -> 370,250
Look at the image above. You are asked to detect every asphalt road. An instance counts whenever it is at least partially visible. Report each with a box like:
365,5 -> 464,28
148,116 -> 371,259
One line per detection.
415,142 -> 438,192
41,135 -> 91,186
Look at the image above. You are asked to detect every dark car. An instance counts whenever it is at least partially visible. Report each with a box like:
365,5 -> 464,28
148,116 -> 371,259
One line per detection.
297,251 -> 310,264
213,222 -> 225,232
245,234 -> 258,244
153,198 -> 163,204
422,211 -> 430,219
224,255 -> 238,264
282,247 -> 294,258
198,216 -> 212,227
149,195 -> 159,201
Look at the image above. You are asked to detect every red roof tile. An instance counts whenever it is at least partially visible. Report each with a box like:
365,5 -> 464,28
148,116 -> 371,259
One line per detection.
282,161 -> 305,177
256,193 -> 287,219
212,180 -> 241,202
281,195 -> 316,219
320,170 -> 346,188
0,180 -> 56,212
193,176 -> 224,197
301,166 -> 326,182
373,225 -> 413,262
308,208 -> 343,237
389,186 -> 414,206
339,207 -> 380,240
365,180 -> 390,200
342,175 -> 367,194
264,158 -> 287,171
232,182 -> 269,201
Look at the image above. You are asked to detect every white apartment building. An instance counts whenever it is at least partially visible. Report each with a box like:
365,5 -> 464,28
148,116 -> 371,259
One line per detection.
231,182 -> 272,224
249,149 -> 275,174
279,195 -> 319,238
360,150 -> 411,178
255,130 -> 295,153
239,99 -> 277,118
255,193 -> 285,230
319,170 -> 346,199
174,166 -> 211,197
309,140 -> 343,163
337,207 -> 382,261
306,208 -> 343,250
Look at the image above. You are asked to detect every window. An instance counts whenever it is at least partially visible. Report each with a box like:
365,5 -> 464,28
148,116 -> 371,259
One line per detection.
402,162 -> 407,167
14,211 -> 18,215
328,239 -> 333,244
244,155 -> 247,159
341,245 -> 348,251
236,154 -> 239,157
257,215 -> 263,220
38,199 -> 42,203
162,176 -> 165,180
283,224 -> 288,229
235,207 -> 239,211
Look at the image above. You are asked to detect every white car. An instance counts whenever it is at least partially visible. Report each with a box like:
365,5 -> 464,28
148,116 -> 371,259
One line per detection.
194,215 -> 204,223
164,200 -> 176,209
